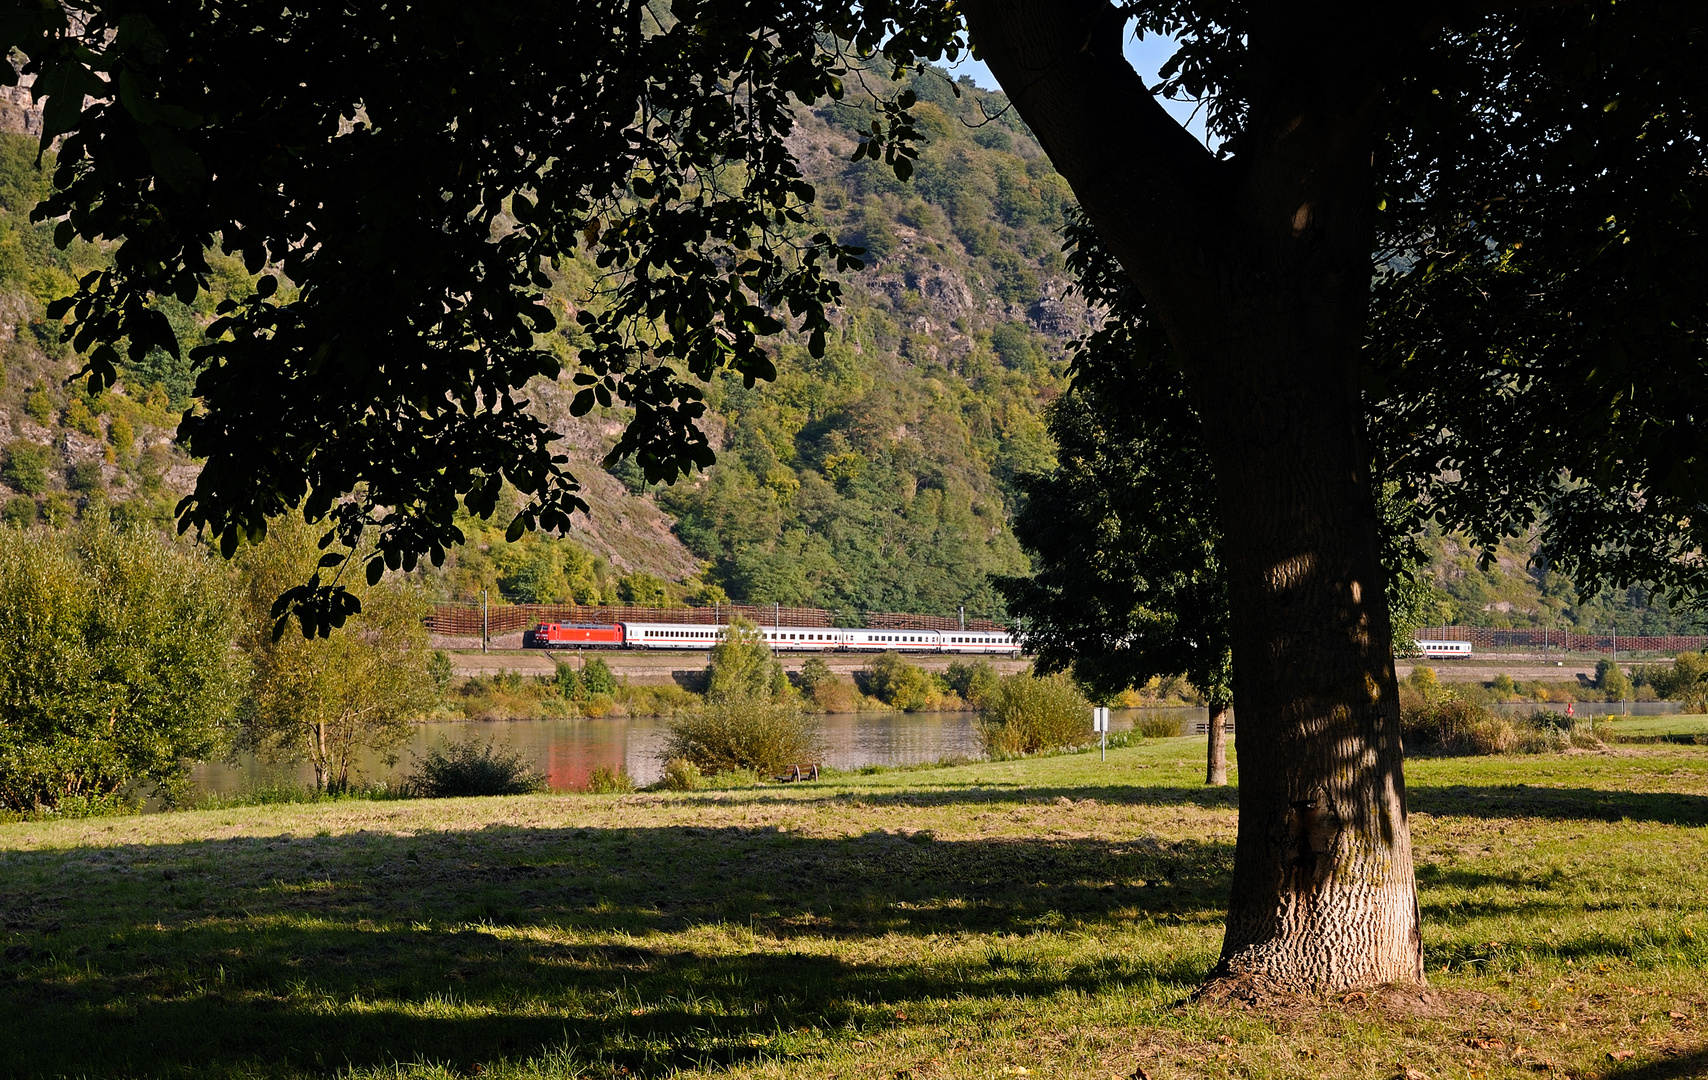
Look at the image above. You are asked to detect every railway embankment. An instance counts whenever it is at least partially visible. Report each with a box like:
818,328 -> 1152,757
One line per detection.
442,643 -> 1034,683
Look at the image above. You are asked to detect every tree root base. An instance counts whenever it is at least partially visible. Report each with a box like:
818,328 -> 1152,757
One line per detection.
1191,974 -> 1451,1016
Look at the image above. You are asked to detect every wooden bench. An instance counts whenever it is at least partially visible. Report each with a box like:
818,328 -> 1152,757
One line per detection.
772,762 -> 820,782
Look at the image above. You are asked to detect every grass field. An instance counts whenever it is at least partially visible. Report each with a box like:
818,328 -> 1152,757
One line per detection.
2,740 -> 1706,1080
1597,714 -> 1708,740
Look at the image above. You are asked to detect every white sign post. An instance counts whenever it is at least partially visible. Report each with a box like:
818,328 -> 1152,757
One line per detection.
1092,706 -> 1110,761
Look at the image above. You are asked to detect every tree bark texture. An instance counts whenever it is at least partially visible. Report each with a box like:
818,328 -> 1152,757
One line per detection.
964,0 -> 1422,993
1206,702 -> 1228,787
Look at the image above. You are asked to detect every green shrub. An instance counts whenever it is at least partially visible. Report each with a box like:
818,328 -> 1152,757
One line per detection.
662,693 -> 821,775
40,492 -> 72,527
2,495 -> 36,528
865,651 -> 934,711
978,672 -> 1092,756
809,675 -> 859,713
66,459 -> 104,494
107,416 -> 135,466
1399,690 -> 1588,755
1642,652 -> 1708,710
406,739 -> 546,797
658,757 -> 702,791
23,389 -> 53,426
428,650 -> 454,692
554,661 -> 581,699
945,659 -> 1000,709
796,656 -> 835,694
63,398 -> 103,438
0,523 -> 246,813
581,656 -> 618,696
1133,713 -> 1183,738
2,441 -> 49,495
585,765 -> 635,794
795,655 -> 858,712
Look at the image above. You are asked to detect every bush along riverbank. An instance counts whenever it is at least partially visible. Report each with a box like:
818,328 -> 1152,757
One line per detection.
442,648 -> 1021,720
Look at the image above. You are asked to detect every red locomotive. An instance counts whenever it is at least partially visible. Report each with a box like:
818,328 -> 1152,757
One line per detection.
527,622 -> 625,649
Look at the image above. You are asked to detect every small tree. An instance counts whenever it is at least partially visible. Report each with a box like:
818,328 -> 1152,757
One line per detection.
671,618 -> 815,772
1649,652 -> 1708,713
705,617 -> 788,702
0,523 -> 245,812
1595,659 -> 1633,704
236,521 -> 439,792
796,656 -> 835,696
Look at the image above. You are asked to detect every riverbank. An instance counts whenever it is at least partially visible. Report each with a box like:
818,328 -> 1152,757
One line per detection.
3,739 -> 1704,1079
190,709 -> 1220,797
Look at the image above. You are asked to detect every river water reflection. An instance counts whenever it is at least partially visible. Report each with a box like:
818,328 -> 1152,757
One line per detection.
190,707 -> 1215,795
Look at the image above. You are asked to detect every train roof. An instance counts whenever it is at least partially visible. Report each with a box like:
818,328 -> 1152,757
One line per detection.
615,620 -> 1010,635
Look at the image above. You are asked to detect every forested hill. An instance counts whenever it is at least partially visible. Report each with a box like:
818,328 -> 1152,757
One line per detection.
0,66 -> 1702,636
431,64 -> 1093,621
639,69 -> 1086,617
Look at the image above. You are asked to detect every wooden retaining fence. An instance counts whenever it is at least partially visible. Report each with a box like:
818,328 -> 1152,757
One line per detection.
1414,626 -> 1707,653
428,602 -> 1007,638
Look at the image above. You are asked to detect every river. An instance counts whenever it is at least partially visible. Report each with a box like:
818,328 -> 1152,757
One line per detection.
190,707 -> 1218,795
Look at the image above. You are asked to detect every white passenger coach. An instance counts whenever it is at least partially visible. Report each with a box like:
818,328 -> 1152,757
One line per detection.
623,622 -> 1019,656
1416,639 -> 1473,658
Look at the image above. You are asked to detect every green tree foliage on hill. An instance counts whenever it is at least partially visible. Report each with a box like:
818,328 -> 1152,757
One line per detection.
651,72 -> 1078,617
1416,526 -> 1707,635
0,523 -> 245,813
660,341 -> 1033,615
420,503 -> 618,605
0,131 -> 209,529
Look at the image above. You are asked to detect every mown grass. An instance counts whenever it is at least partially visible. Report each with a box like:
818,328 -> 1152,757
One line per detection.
1597,713 -> 1708,739
1,740 -> 1705,1080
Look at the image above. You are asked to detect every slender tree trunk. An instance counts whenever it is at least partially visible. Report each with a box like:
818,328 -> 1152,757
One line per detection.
313,720 -> 328,792
1206,701 -> 1228,786
965,0 -> 1423,994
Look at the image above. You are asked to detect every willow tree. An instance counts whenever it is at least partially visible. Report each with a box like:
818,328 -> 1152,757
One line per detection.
7,0 -> 1704,994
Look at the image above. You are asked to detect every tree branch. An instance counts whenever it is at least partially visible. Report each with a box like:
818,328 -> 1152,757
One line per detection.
959,0 -> 1225,322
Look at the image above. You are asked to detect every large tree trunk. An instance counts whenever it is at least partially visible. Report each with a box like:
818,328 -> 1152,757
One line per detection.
964,0 -> 1423,994
1206,701 -> 1228,787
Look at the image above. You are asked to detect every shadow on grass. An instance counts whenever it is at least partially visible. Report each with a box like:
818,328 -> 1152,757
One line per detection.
1605,1047 -> 1708,1080
782,783 -> 1243,811
0,825 -> 1226,1078
790,779 -> 1708,826
1410,784 -> 1708,825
